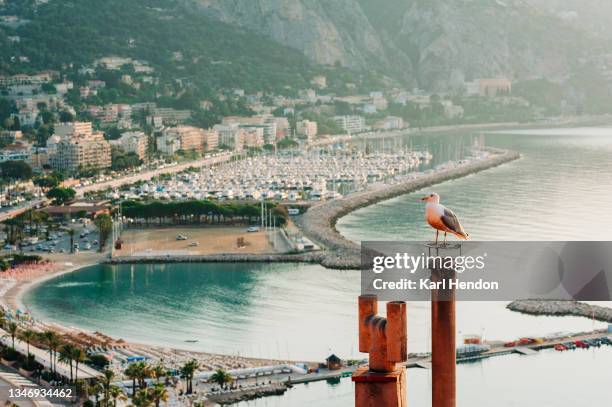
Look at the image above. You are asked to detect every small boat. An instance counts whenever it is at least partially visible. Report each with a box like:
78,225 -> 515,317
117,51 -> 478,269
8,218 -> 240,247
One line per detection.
184,339 -> 199,343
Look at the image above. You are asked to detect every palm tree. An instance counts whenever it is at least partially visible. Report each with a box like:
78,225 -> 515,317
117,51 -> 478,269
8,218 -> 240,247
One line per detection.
6,321 -> 18,349
210,368 -> 233,390
108,385 -> 127,407
48,335 -> 62,375
151,364 -> 166,383
68,229 -> 75,253
101,369 -> 115,405
41,330 -> 60,374
124,363 -> 140,399
130,389 -> 153,407
72,347 -> 86,384
180,359 -> 199,394
135,362 -> 151,390
18,329 -> 36,368
59,344 -> 76,382
148,383 -> 168,407
0,309 -> 6,329
87,381 -> 104,406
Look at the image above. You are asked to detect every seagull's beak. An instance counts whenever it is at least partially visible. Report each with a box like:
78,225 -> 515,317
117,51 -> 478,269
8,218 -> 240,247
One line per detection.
420,196 -> 428,201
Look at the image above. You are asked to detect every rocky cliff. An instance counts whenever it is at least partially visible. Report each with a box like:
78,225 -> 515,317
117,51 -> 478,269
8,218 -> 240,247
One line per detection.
190,0 -> 598,90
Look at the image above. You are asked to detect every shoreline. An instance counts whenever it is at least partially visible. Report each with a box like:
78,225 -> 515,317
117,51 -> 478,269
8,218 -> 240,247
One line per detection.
4,256 -> 302,375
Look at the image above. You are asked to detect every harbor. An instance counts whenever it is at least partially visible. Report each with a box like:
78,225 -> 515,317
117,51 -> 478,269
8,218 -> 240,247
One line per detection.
4,127 -> 612,406
105,146 -> 433,203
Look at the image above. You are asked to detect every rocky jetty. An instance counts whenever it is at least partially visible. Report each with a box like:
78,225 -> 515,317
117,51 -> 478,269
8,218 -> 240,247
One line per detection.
108,252 -> 325,265
295,148 -> 520,269
507,300 -> 612,323
206,383 -> 287,405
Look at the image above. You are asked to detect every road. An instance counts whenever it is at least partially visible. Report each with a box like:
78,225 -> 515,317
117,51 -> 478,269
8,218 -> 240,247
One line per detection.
0,153 -> 234,223
0,328 -> 101,381
74,152 -> 233,196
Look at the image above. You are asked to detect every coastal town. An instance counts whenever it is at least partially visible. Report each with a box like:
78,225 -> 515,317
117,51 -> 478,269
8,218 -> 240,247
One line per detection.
0,62 -> 531,406
1,0 -> 612,406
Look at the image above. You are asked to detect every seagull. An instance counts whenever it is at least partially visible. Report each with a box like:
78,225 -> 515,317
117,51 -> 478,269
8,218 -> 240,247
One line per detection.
421,193 -> 469,243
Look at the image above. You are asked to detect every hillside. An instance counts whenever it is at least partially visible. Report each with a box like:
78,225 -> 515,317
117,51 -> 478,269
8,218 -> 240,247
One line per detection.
0,0 -> 383,95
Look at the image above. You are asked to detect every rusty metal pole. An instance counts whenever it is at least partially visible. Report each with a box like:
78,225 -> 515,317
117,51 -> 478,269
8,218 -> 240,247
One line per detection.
353,295 -> 407,407
430,245 -> 458,407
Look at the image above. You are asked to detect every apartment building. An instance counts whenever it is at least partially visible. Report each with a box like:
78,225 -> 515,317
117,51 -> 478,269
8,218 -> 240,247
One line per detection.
117,131 -> 148,160
333,115 -> 366,134
296,120 -> 318,140
203,129 -> 219,152
50,130 -> 111,174
157,126 -> 207,155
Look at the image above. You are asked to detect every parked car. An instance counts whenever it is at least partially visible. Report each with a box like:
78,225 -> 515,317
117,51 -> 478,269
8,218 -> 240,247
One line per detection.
176,235 -> 188,241
246,226 -> 260,233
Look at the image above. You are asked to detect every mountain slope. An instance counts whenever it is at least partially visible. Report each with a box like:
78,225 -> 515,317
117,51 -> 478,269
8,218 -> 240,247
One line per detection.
191,0 -> 599,90
0,0 -> 340,94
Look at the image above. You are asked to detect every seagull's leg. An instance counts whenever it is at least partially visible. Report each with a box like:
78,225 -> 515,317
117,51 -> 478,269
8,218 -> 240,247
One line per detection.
435,230 -> 439,245
444,232 -> 447,245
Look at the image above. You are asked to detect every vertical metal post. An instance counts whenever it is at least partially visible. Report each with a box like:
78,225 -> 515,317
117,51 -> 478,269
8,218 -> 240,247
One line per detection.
429,244 -> 458,407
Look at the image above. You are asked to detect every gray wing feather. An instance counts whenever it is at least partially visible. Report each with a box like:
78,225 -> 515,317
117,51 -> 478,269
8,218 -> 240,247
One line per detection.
441,208 -> 465,235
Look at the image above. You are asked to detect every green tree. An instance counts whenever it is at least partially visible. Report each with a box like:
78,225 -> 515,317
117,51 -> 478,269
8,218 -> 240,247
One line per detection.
41,330 -> 62,375
46,187 -> 76,205
101,369 -> 115,406
59,343 -> 77,383
33,172 -> 63,191
18,329 -> 36,358
130,389 -> 153,407
124,363 -> 140,399
180,359 -> 199,394
0,160 -> 33,181
59,110 -> 75,123
5,322 -> 18,349
72,347 -> 87,383
148,383 -> 169,407
68,228 -> 75,253
210,368 -> 233,390
109,385 -> 128,407
94,213 -> 113,251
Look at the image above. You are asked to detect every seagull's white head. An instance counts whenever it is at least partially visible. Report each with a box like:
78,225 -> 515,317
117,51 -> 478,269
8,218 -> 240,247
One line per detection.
420,192 -> 440,204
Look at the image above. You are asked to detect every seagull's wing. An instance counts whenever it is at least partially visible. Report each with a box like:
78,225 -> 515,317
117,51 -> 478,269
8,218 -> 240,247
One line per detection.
441,207 -> 468,239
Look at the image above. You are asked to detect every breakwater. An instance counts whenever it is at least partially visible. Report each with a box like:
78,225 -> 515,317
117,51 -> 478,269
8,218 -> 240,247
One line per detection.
295,148 -> 521,269
507,300 -> 612,323
108,252 -> 325,265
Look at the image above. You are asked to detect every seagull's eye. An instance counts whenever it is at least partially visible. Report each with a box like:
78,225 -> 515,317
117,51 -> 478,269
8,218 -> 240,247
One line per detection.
430,194 -> 434,197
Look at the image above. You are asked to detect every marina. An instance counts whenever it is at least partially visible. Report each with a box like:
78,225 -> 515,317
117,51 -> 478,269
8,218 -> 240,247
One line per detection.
106,147 -> 435,203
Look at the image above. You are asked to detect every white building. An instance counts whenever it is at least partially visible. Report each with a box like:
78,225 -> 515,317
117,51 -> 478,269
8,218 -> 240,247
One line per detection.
213,123 -> 241,150
333,115 -> 366,134
117,131 -> 148,160
374,116 -> 405,130
156,133 -> 180,155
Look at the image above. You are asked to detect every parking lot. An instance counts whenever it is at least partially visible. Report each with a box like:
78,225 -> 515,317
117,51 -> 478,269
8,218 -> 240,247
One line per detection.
5,220 -> 102,255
